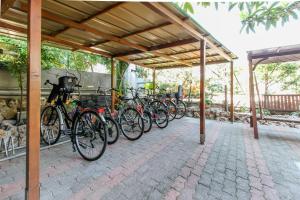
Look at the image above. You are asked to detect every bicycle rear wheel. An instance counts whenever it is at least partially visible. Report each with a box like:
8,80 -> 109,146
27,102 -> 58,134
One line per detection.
165,100 -> 177,121
40,106 -> 61,145
154,109 -> 169,128
142,110 -> 152,133
105,116 -> 120,145
120,107 -> 144,141
175,100 -> 186,119
74,110 -> 107,161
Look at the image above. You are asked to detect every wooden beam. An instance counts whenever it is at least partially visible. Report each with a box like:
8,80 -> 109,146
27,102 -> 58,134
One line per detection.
88,21 -> 175,47
254,71 -> 263,120
42,35 -> 112,58
25,0 -> 41,199
111,58 -> 115,112
200,39 -> 206,145
230,61 -> 234,122
52,2 -> 125,37
152,67 -> 156,95
19,3 -> 148,52
1,0 -> 16,15
248,55 -> 258,139
143,54 -> 220,66
18,3 -> 192,67
0,21 -> 112,58
116,56 -> 153,69
156,59 -> 229,70
250,48 -> 300,60
143,2 -> 232,61
132,50 -> 217,62
115,38 -> 198,57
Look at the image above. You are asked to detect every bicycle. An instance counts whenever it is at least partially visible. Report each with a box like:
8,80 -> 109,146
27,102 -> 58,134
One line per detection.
144,87 -> 177,122
129,87 -> 169,129
40,76 -> 107,161
98,88 -> 145,141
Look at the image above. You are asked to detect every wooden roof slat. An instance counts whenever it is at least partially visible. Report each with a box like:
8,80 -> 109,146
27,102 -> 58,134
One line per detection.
249,44 -> 300,65
0,20 -> 112,58
143,2 -> 232,61
18,3 -> 194,67
19,3 -> 148,51
1,0 -> 16,16
90,21 -> 181,48
157,60 -> 230,69
52,2 -> 125,37
0,1 -> 236,69
115,38 -> 198,57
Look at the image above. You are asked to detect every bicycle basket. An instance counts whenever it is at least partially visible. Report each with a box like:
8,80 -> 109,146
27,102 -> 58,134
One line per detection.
58,76 -> 77,93
80,95 -> 109,109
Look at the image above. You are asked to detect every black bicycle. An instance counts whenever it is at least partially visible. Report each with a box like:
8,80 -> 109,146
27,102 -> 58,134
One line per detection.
40,76 -> 107,161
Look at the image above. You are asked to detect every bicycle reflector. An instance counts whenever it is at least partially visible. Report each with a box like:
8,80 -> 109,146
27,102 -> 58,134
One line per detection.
98,108 -> 105,114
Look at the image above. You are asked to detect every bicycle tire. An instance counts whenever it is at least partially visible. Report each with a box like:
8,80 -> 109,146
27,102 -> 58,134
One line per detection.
154,108 -> 169,128
105,116 -> 120,145
119,107 -> 144,141
74,110 -> 107,161
175,100 -> 186,119
40,105 -> 61,145
164,100 -> 177,121
143,110 -> 153,133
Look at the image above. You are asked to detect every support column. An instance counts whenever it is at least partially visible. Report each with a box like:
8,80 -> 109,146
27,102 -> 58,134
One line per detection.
111,58 -> 115,112
26,0 -> 42,199
152,67 -> 156,95
230,61 -> 234,122
200,39 -> 206,145
248,55 -> 258,139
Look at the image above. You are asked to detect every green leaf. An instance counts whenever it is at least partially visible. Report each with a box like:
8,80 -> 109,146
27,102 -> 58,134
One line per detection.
228,2 -> 238,11
183,2 -> 194,14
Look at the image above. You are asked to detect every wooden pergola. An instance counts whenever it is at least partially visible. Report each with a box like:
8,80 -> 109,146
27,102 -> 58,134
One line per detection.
248,44 -> 300,139
0,1 -> 236,199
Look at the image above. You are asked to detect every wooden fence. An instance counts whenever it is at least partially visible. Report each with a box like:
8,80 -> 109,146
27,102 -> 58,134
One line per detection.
263,94 -> 300,112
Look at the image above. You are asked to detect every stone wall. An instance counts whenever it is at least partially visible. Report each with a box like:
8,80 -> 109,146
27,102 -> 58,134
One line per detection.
0,68 -> 111,153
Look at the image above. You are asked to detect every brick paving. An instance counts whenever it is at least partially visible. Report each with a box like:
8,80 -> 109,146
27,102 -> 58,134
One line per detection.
1,118 -> 300,200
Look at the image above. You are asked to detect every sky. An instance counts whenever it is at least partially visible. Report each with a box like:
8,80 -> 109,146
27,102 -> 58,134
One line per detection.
191,3 -> 300,67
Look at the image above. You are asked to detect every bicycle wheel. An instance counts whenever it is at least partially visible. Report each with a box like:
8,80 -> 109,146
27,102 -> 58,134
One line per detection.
74,110 -> 107,161
150,100 -> 165,110
154,109 -> 169,128
105,116 -> 120,145
165,100 -> 177,121
175,100 -> 186,119
40,106 -> 61,145
142,110 -> 153,133
119,107 -> 144,141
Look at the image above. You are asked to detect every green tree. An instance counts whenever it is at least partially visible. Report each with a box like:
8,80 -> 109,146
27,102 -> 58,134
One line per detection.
256,62 -> 300,94
178,1 -> 300,33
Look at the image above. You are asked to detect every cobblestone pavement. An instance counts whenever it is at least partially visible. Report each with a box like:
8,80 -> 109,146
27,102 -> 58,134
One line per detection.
1,118 -> 300,200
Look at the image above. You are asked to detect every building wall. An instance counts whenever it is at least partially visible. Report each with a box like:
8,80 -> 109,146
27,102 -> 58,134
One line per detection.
0,68 -> 111,96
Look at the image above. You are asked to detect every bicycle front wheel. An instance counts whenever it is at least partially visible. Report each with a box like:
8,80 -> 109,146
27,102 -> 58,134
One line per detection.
40,106 -> 61,145
120,107 -> 144,141
74,110 -> 107,161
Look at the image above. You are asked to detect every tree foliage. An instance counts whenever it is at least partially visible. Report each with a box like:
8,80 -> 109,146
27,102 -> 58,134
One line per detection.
256,62 -> 300,94
178,1 -> 300,33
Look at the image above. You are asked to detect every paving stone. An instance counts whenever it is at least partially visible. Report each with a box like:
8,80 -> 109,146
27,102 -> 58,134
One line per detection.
2,119 -> 300,200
